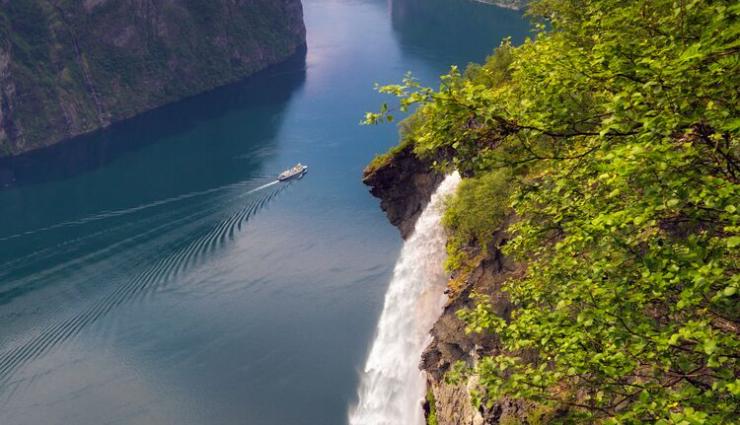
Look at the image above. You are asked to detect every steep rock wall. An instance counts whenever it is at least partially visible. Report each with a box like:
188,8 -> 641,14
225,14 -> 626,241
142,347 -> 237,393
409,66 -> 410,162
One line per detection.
362,144 -> 444,239
421,235 -> 530,425
364,149 -> 528,424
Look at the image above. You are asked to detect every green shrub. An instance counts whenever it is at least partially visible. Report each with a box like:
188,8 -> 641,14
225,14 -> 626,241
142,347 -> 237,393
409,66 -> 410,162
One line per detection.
442,168 -> 512,272
426,389 -> 439,425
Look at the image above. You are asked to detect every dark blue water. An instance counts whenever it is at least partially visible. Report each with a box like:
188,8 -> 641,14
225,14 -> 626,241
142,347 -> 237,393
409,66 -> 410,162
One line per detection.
0,1 -> 528,424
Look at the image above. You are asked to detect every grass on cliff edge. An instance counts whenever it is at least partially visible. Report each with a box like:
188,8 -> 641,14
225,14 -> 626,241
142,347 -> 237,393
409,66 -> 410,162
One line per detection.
365,137 -> 413,175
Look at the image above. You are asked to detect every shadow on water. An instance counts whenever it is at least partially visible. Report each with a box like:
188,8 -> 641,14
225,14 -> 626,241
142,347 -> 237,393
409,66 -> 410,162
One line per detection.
390,0 -> 530,68
0,46 -> 307,190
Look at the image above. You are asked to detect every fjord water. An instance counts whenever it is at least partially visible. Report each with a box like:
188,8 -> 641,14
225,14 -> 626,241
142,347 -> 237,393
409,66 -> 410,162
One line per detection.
0,1 -> 528,424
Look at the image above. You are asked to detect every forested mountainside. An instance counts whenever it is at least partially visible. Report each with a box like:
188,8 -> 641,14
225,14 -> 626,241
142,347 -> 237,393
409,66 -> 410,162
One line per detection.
0,0 -> 305,156
365,0 -> 738,423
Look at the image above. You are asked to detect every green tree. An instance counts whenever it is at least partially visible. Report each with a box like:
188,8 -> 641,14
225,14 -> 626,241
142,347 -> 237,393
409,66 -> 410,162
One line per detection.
367,0 -> 739,422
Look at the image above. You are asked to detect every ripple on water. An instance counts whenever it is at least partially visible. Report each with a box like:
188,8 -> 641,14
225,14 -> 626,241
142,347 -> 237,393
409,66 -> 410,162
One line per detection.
0,179 -> 290,391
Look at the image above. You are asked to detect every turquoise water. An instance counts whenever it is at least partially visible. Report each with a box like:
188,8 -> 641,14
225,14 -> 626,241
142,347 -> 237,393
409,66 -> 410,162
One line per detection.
0,1 -> 529,424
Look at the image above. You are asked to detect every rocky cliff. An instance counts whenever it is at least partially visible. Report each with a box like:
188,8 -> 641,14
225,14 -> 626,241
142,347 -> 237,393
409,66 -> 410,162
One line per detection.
364,149 -> 530,425
363,144 -> 444,239
0,0 -> 305,156
420,237 -> 533,425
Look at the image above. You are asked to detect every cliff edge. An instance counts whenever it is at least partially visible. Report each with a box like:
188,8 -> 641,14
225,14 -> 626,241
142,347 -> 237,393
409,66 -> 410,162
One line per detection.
364,148 -> 528,425
363,144 -> 444,239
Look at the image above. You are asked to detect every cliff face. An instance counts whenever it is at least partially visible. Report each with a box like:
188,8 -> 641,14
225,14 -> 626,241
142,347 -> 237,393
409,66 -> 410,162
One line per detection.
364,150 -> 528,425
363,144 -> 444,239
0,0 -> 305,156
421,237 -> 531,425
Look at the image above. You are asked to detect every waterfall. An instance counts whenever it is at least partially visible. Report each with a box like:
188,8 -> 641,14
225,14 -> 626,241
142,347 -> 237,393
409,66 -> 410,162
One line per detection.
349,172 -> 461,425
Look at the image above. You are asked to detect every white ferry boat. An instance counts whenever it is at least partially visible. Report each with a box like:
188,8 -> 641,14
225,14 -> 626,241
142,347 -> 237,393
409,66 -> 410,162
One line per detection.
278,163 -> 308,181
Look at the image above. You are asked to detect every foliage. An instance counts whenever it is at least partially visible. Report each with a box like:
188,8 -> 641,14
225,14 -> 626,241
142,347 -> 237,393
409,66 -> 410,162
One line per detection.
367,0 -> 739,422
365,136 -> 413,174
426,389 -> 439,425
442,168 -> 512,272
1,0 -> 304,154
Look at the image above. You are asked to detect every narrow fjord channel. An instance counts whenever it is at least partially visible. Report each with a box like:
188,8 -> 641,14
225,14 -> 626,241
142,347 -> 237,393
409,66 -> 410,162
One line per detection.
0,1 -> 528,424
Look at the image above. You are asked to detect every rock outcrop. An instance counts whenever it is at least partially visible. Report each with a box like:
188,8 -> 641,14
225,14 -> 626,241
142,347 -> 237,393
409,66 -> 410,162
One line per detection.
362,144 -> 444,239
0,0 -> 305,156
364,148 -> 528,424
420,232 -> 531,425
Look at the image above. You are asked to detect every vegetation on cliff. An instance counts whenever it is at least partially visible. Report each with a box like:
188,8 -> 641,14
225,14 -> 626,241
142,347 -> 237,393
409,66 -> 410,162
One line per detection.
0,0 -> 305,156
367,0 -> 739,422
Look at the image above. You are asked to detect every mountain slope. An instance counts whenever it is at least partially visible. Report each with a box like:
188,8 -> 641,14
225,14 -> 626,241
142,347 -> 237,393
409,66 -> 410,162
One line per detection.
0,0 -> 305,156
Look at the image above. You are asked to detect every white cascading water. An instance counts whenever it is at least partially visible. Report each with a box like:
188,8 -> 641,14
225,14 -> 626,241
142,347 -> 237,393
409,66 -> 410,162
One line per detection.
349,172 -> 461,425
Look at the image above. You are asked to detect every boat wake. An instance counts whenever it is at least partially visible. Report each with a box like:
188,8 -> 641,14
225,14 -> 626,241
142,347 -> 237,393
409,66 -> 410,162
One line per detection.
0,179 -> 288,389
0,179 -> 280,244
349,172 -> 461,425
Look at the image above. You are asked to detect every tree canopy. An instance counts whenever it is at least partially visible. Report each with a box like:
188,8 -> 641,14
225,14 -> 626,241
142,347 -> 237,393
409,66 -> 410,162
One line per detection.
367,0 -> 738,422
